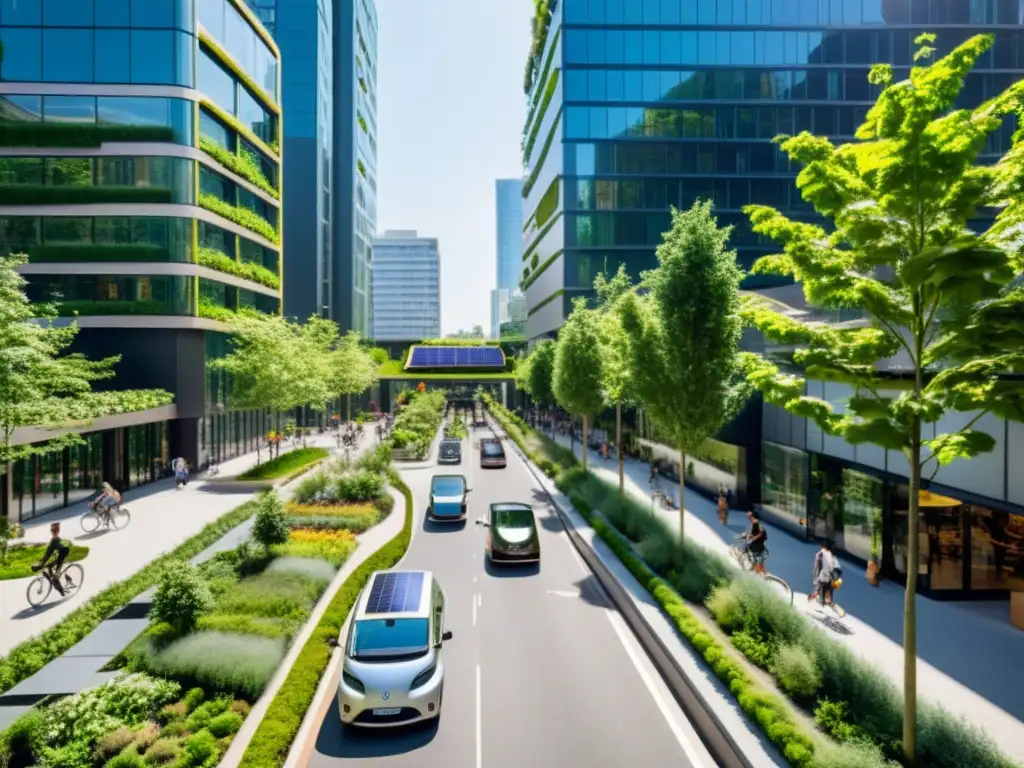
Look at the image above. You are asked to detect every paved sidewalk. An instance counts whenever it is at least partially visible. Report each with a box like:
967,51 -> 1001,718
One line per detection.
0,433 -> 361,657
552,434 -> 1024,763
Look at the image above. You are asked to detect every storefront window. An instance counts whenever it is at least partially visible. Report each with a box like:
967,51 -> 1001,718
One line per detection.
840,468 -> 883,563
761,442 -> 808,525
69,433 -> 102,505
36,450 -> 65,516
968,505 -> 1024,592
891,484 -> 963,587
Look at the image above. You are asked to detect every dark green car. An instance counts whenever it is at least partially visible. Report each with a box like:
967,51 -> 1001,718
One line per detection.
478,503 -> 540,564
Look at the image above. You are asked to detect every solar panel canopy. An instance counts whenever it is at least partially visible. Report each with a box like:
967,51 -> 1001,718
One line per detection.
365,571 -> 424,614
405,345 -> 505,369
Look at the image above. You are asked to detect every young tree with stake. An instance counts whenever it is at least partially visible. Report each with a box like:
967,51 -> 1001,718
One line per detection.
618,201 -> 748,539
741,34 -> 1024,763
552,300 -> 604,472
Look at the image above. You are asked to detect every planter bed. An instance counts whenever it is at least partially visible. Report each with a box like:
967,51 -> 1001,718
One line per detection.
0,544 -> 89,581
208,448 -> 331,491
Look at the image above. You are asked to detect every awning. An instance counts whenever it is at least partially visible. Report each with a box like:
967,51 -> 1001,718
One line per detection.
919,490 -> 962,508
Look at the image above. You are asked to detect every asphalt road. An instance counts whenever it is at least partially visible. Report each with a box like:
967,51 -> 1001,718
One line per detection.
305,417 -> 714,768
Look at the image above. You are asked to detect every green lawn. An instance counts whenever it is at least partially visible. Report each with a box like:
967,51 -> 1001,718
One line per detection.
0,544 -> 89,581
237,447 -> 329,480
377,360 -> 513,381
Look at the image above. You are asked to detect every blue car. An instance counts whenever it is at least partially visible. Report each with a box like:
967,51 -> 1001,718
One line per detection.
428,475 -> 472,522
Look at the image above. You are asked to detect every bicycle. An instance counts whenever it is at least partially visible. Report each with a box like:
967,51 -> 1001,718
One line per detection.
81,501 -> 131,533
729,535 -> 794,604
27,561 -> 84,608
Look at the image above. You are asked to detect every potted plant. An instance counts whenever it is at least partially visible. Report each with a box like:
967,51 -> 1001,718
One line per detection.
867,509 -> 883,586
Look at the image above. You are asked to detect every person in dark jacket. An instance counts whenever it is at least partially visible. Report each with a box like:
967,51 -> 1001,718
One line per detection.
32,522 -> 72,595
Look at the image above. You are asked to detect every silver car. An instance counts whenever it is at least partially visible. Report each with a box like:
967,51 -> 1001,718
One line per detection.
338,570 -> 453,727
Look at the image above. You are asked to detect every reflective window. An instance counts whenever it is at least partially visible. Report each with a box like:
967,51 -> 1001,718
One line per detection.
199,48 -> 236,114
96,96 -> 194,145
131,30 -> 175,84
95,29 -> 130,83
43,95 -> 96,123
95,0 -> 129,26
130,0 -> 173,27
238,85 -> 272,143
43,0 -> 94,26
0,28 -> 42,81
200,108 -> 232,149
43,29 -> 93,81
197,0 -> 224,40
2,0 -> 42,24
199,220 -> 234,258
25,274 -> 195,315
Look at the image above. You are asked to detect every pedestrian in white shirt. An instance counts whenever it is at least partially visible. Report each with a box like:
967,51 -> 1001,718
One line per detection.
809,539 -> 841,607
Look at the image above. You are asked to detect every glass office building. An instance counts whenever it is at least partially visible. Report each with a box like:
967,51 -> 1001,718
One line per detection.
521,0 -> 1023,339
371,230 -> 441,341
0,0 -> 284,511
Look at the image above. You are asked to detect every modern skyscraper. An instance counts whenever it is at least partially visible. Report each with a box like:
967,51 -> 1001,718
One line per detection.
334,0 -> 378,336
245,0 -> 334,322
520,0 -> 1021,339
493,179 -> 523,337
0,0 -> 283,517
371,230 -> 441,341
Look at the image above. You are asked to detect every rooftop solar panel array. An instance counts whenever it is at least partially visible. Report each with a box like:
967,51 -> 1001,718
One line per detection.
406,345 -> 505,369
366,572 -> 424,614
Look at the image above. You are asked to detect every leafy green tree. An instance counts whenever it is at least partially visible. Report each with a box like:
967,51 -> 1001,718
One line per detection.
552,299 -> 605,471
619,201 -> 748,539
741,34 -> 1024,762
252,490 -> 290,551
594,265 -> 634,498
150,561 -> 212,636
329,331 -> 379,421
523,339 -> 557,435
0,253 -> 172,470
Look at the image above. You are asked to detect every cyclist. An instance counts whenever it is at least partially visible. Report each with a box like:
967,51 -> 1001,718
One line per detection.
743,510 -> 768,574
93,482 -> 121,522
31,522 -> 73,595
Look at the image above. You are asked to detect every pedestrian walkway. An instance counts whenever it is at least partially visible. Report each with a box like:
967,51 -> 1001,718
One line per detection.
552,434 -> 1024,762
0,433 -> 358,656
0,430 -> 377,729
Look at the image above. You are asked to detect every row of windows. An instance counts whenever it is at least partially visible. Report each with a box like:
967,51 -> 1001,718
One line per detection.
0,155 -> 194,203
0,95 -> 193,145
199,107 -> 278,182
197,0 -> 278,101
563,105 -> 1016,152
200,165 -> 277,230
571,210 -> 779,248
0,27 -> 193,85
199,47 -> 276,146
0,0 -> 194,29
0,215 -> 277,272
564,67 -> 1020,105
562,0 -> 1024,27
573,176 -> 816,213
562,27 -> 1024,68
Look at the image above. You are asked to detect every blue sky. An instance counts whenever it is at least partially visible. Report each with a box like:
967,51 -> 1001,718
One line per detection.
375,0 -> 530,335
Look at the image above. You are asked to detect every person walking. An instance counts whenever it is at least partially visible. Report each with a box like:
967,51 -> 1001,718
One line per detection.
809,539 -> 843,613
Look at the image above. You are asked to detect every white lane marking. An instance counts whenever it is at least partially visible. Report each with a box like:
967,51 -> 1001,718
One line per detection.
604,609 -> 710,768
473,575 -> 477,583
546,589 -> 581,598
472,595 -> 477,626
476,664 -> 483,768
477,593 -> 482,607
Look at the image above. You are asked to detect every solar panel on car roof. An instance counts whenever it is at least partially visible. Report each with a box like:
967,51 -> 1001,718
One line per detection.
365,572 -> 424,614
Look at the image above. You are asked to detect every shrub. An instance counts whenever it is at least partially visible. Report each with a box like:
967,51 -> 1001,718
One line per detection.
106,745 -> 146,768
771,644 -> 822,702
252,492 -> 290,550
197,613 -> 296,640
207,711 -> 244,738
0,502 -> 257,695
276,530 -> 357,566
333,470 -> 386,503
265,556 -> 336,582
181,730 -> 218,766
809,738 -> 897,768
230,700 -> 252,718
238,473 -> 414,768
355,442 -> 392,474
184,699 -> 229,732
285,513 -> 379,533
291,470 -> 330,504
93,726 -> 137,763
150,562 -> 213,636
143,737 -> 183,766
184,688 -> 205,714
213,570 -> 322,619
137,633 -> 287,698
156,701 -> 186,725
158,721 -> 188,739
237,448 -> 327,481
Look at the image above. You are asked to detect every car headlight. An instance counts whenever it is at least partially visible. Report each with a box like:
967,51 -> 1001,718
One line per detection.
410,664 -> 437,690
342,670 -> 365,693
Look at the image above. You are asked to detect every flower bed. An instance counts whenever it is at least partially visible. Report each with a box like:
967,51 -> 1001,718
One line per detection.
485,397 -> 1016,768
0,672 -> 251,768
0,544 -> 89,581
237,448 -> 329,481
389,390 -> 446,459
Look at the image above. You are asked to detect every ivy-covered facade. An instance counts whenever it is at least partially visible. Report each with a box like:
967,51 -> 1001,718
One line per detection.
0,0 -> 285,507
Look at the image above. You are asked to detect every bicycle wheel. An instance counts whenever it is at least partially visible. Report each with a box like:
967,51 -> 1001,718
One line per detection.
111,507 -> 131,530
763,573 -> 793,604
729,545 -> 751,570
26,575 -> 52,608
60,563 -> 84,597
80,510 -> 101,533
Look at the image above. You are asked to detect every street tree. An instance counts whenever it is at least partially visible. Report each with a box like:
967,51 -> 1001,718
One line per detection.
618,201 -> 748,539
330,330 -> 379,420
522,339 -> 557,435
0,252 -> 172,470
740,34 -> 1024,762
594,264 -> 634,498
552,299 -> 605,471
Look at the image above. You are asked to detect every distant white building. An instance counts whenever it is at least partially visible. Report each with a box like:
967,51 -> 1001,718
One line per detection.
371,230 -> 440,341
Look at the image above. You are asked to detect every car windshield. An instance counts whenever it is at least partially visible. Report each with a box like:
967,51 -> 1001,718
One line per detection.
441,441 -> 460,453
482,442 -> 504,457
351,618 -> 430,660
432,477 -> 465,496
493,507 -> 534,528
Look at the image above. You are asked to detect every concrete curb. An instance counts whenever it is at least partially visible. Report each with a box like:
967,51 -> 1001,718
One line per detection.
204,453 -> 333,492
498,422 -> 763,768
218,486 -> 407,768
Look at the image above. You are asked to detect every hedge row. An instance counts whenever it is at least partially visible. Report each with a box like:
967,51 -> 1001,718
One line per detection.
237,447 -> 329,481
237,471 -> 414,768
0,501 -> 259,694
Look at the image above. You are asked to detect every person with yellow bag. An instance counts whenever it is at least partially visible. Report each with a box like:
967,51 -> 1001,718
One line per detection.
809,539 -> 846,618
